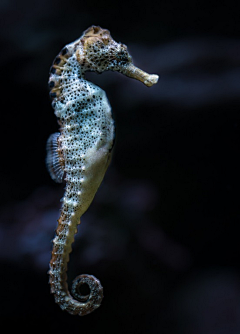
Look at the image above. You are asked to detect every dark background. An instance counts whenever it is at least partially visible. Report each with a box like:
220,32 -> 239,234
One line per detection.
0,0 -> 240,333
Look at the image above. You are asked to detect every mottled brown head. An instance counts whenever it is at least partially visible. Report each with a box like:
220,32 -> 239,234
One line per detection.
77,26 -> 131,72
77,25 -> 159,87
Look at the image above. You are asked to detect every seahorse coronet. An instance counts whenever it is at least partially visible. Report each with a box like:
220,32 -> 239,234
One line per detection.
46,25 -> 158,316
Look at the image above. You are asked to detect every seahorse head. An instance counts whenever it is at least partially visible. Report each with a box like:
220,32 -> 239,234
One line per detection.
77,25 -> 159,87
77,26 -> 131,72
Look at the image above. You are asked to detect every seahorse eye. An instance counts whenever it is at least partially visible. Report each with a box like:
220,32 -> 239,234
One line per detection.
118,51 -> 129,62
116,49 -> 131,63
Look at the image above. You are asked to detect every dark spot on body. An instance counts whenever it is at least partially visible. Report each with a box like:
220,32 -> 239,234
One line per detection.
54,57 -> 61,65
50,66 -> 56,74
49,81 -> 55,88
50,92 -> 57,98
61,47 -> 68,55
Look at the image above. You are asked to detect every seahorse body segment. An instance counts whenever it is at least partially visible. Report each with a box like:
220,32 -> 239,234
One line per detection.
46,25 -> 159,316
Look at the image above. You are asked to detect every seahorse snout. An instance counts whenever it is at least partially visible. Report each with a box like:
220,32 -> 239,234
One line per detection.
121,62 -> 159,87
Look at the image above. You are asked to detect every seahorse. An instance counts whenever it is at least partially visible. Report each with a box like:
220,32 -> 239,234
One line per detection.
46,25 -> 158,316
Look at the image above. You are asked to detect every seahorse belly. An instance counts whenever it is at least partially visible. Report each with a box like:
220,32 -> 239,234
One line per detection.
64,138 -> 113,218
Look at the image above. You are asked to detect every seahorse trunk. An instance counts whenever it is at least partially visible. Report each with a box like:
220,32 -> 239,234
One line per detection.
49,206 -> 103,315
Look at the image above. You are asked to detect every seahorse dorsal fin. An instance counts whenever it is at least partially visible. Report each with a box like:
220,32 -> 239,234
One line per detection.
46,133 -> 65,183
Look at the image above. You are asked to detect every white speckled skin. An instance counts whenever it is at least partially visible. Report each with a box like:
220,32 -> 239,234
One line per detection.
46,25 -> 158,316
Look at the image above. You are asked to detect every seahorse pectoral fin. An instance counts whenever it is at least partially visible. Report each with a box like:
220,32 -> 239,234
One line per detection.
46,133 -> 65,183
121,62 -> 159,87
